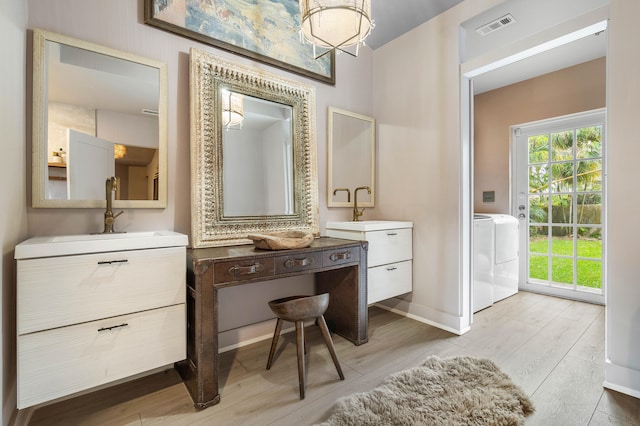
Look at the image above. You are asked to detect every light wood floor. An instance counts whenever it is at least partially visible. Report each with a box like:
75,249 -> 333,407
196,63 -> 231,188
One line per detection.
24,291 -> 640,425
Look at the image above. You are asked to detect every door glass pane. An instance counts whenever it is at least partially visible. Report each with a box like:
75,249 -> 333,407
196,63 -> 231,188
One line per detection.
551,257 -> 573,285
551,162 -> 573,192
577,227 -> 602,259
576,159 -> 602,191
529,225 -> 548,254
551,226 -> 573,256
577,193 -> 602,224
577,126 -> 602,159
529,254 -> 548,281
551,195 -> 572,224
529,195 -> 548,223
528,134 -> 549,163
529,165 -> 549,193
551,130 -> 574,161
577,259 -> 602,289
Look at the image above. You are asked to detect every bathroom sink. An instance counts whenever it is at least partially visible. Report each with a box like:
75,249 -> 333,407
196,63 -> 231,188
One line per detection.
15,231 -> 188,259
326,220 -> 413,232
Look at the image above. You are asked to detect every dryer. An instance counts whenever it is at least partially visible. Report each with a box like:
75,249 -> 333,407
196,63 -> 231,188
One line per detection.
484,214 -> 519,302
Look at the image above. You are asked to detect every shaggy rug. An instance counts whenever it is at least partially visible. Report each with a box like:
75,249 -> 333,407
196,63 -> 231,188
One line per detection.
316,356 -> 534,426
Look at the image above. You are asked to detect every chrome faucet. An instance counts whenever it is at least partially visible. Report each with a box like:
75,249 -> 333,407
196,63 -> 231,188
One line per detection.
103,176 -> 124,233
353,186 -> 371,222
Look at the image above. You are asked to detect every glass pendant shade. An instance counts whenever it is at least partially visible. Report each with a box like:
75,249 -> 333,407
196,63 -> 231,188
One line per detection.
299,0 -> 373,56
221,89 -> 244,128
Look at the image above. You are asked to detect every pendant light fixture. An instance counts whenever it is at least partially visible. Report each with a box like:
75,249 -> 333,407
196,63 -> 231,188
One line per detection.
221,89 -> 244,129
299,0 -> 373,58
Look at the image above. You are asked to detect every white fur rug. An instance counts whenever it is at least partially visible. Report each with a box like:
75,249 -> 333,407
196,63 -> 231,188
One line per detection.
316,356 -> 534,425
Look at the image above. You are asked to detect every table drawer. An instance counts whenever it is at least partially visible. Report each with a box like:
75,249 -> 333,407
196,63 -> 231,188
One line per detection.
17,304 -> 185,409
213,258 -> 275,284
17,247 -> 186,335
274,251 -> 323,275
368,260 -> 413,304
323,245 -> 361,267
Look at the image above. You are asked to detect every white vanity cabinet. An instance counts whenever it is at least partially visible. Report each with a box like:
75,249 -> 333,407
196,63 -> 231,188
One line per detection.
15,232 -> 188,409
326,221 -> 413,304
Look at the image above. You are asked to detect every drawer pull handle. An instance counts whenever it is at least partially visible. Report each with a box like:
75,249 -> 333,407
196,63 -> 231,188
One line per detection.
386,232 -> 398,236
284,258 -> 314,268
387,267 -> 398,271
329,252 -> 351,262
229,263 -> 264,275
98,323 -> 129,332
97,259 -> 129,265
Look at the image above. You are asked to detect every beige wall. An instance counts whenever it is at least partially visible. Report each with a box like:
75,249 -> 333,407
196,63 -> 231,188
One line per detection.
1,2 -> 28,425
474,57 -> 606,213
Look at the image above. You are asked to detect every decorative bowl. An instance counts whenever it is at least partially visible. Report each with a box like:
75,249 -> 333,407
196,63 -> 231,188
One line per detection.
247,231 -> 315,250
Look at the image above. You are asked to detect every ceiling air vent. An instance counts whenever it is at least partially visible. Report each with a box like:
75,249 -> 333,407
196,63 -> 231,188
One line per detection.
475,14 -> 516,36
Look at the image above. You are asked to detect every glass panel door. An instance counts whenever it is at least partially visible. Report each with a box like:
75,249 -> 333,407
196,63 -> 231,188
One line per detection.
514,110 -> 605,304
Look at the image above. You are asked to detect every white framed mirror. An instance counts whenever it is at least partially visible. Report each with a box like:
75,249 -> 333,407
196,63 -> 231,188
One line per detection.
190,48 -> 319,248
327,107 -> 375,208
31,29 -> 168,208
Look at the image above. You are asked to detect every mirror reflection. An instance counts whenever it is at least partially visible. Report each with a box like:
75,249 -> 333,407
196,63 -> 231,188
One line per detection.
222,92 -> 294,217
327,107 -> 375,208
32,29 -> 167,208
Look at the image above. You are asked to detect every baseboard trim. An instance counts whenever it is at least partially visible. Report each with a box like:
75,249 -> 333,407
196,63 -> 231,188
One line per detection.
373,302 -> 470,336
604,360 -> 640,398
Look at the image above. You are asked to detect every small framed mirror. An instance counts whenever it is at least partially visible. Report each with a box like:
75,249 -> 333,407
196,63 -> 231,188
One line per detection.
190,48 -> 319,247
327,107 -> 375,208
31,29 -> 168,208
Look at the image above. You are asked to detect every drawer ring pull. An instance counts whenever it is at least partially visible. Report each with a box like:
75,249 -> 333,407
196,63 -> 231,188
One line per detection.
387,267 -> 398,271
97,259 -> 129,265
329,252 -> 351,262
229,263 -> 264,275
284,258 -> 314,268
98,323 -> 129,332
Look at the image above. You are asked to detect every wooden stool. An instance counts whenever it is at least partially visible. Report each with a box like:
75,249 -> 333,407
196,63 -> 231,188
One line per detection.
266,293 -> 345,399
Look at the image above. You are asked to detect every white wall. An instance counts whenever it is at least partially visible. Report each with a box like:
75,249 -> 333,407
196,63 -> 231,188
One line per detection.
371,0 -> 506,333
0,2 -> 28,425
604,0 -> 640,398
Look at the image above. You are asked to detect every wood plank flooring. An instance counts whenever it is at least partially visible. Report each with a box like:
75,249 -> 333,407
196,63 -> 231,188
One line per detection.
23,291 -> 640,425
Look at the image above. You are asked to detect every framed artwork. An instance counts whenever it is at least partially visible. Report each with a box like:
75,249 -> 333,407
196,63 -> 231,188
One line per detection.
144,0 -> 335,85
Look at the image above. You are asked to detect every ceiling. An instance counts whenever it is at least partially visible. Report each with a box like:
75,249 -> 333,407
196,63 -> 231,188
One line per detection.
368,0 -> 607,94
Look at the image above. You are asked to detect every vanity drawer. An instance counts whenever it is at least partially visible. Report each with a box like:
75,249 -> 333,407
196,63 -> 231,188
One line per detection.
366,228 -> 412,267
17,303 -> 185,409
213,258 -> 275,284
323,246 -> 361,267
17,246 -> 185,335
274,252 -> 323,275
368,260 -> 413,304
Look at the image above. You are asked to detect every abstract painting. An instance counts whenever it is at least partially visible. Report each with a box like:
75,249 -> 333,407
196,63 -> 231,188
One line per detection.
144,0 -> 335,84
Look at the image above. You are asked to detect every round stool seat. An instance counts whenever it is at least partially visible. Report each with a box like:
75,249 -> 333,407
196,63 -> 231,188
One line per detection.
265,292 -> 344,399
268,294 -> 329,322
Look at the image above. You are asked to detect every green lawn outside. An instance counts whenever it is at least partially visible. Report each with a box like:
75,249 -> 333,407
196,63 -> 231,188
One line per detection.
529,238 -> 602,288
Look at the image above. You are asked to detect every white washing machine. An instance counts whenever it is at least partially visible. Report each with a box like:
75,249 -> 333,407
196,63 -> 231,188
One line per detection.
484,214 -> 519,302
473,214 -> 494,312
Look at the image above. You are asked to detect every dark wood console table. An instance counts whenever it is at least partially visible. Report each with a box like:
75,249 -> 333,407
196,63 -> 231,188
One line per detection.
176,237 -> 369,409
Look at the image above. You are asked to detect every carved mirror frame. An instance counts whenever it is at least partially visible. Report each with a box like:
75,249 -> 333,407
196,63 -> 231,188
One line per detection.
190,48 -> 319,248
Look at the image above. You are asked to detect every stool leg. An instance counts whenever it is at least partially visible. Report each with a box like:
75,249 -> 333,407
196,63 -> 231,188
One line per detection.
295,320 -> 306,399
317,315 -> 345,380
266,318 -> 283,370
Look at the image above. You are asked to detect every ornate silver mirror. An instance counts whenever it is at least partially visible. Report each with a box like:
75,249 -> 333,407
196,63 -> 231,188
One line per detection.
327,107 -> 375,207
32,29 -> 168,208
190,48 -> 319,247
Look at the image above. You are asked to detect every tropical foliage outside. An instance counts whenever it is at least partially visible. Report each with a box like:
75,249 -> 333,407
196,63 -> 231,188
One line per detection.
527,125 -> 603,290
